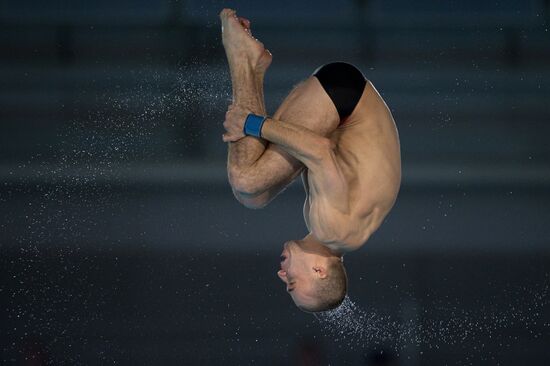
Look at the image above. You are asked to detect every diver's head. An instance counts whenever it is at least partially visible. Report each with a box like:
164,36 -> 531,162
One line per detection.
277,236 -> 347,312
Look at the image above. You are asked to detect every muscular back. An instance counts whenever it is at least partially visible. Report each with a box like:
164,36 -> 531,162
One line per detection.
303,81 -> 401,251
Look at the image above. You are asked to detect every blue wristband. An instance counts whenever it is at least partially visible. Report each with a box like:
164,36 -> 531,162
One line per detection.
243,114 -> 267,137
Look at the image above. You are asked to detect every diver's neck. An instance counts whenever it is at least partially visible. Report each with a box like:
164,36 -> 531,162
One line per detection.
303,233 -> 345,258
324,243 -> 348,256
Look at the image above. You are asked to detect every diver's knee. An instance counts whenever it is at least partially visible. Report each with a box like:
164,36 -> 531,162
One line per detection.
237,193 -> 269,210
228,169 -> 262,197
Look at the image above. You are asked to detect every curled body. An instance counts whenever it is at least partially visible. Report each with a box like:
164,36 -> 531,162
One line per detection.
302,80 -> 401,253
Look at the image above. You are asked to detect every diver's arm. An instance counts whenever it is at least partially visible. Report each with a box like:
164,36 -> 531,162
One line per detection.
231,117 -> 329,208
260,118 -> 334,173
222,108 -> 316,208
222,107 -> 340,210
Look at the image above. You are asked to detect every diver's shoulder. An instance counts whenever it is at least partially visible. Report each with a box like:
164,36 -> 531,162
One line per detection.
343,199 -> 396,251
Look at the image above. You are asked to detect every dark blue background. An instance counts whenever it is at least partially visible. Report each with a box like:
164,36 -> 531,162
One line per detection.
1,0 -> 549,365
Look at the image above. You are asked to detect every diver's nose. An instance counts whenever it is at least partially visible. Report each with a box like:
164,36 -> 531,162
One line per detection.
277,270 -> 287,282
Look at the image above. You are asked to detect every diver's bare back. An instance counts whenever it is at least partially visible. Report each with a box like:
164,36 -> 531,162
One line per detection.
303,81 -> 401,253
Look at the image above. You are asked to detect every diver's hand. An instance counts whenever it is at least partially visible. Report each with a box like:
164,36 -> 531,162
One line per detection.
222,104 -> 250,142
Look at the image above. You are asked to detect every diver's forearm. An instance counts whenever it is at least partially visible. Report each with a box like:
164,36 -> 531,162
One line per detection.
261,118 -> 330,169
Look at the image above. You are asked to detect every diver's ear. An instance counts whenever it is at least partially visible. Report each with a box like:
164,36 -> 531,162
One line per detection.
312,265 -> 328,279
277,270 -> 287,281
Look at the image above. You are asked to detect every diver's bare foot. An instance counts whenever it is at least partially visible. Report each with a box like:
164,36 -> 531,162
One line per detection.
220,8 -> 272,73
236,15 -> 272,75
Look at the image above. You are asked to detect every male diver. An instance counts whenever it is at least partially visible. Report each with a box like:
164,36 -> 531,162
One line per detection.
220,9 -> 401,312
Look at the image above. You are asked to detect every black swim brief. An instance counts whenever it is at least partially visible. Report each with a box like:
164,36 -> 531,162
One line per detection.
312,62 -> 367,124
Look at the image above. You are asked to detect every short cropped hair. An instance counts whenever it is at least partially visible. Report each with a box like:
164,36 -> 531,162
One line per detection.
300,259 -> 348,312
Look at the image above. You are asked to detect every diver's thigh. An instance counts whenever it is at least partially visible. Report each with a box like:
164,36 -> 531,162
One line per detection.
272,76 -> 340,137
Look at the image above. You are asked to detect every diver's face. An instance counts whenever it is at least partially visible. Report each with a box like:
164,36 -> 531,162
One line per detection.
277,240 -> 322,306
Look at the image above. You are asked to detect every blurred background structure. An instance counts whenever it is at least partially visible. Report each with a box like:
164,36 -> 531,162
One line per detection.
1,0 -> 549,365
